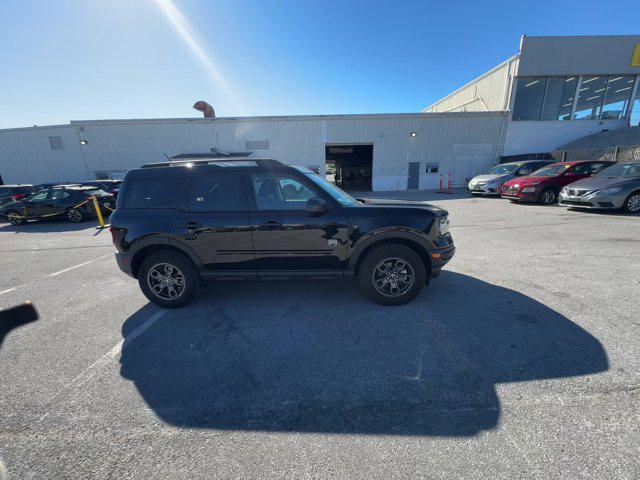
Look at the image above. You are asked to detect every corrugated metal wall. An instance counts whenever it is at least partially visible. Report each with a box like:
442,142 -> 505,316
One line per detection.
423,57 -> 518,113
0,125 -> 87,184
0,113 -> 507,191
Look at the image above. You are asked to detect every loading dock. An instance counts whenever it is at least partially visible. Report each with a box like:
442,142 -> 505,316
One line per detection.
325,144 -> 373,191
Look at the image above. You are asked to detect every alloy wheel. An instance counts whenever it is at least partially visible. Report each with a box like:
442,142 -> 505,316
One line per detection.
541,190 -> 555,204
147,263 -> 186,300
627,194 -> 640,213
68,209 -> 82,222
371,257 -> 415,297
7,211 -> 22,226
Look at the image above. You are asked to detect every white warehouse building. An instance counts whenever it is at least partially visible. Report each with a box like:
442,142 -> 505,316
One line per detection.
1,34 -> 639,191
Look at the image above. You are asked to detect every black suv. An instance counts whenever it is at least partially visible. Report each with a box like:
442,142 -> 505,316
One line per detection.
110,158 -> 455,307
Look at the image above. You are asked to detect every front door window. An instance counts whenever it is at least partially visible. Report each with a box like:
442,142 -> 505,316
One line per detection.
251,174 -> 317,210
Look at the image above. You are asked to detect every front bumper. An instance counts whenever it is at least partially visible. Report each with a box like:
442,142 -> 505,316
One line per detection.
431,243 -> 455,270
115,252 -> 134,277
501,191 -> 538,202
558,192 -> 625,210
468,183 -> 501,195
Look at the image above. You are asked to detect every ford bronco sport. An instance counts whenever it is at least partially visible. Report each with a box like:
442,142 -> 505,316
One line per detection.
110,158 -> 455,307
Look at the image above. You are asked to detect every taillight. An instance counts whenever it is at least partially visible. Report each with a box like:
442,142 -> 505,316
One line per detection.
12,194 -> 28,200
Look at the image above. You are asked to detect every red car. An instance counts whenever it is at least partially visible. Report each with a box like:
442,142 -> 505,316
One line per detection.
501,160 -> 614,205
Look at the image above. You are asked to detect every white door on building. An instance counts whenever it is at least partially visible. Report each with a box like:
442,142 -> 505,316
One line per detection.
450,143 -> 494,186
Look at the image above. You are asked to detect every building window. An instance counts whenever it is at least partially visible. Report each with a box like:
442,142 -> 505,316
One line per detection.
574,76 -> 609,120
512,77 -> 547,120
541,77 -> 576,121
601,76 -> 635,120
630,81 -> 640,127
48,136 -> 64,150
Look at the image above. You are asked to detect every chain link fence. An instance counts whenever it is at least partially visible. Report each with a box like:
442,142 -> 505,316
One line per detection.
551,145 -> 640,163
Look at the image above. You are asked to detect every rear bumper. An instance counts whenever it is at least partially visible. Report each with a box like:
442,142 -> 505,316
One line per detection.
115,252 -> 134,277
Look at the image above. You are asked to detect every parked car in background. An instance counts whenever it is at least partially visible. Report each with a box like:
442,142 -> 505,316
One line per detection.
34,182 -> 79,190
468,160 -> 554,196
0,185 -> 38,207
558,162 -> 640,213
501,160 -> 614,205
0,185 -> 114,226
80,179 -> 122,197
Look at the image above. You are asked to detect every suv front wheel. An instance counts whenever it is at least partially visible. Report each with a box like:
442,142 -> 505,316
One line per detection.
139,250 -> 199,308
358,244 -> 426,306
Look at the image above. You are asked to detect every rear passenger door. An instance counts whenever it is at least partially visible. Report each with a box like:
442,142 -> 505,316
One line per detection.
169,173 -> 254,273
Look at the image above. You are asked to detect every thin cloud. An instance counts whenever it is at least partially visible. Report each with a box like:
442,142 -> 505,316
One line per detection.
153,0 -> 244,113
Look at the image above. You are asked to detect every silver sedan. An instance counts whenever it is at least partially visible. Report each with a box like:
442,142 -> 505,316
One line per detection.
558,162 -> 640,213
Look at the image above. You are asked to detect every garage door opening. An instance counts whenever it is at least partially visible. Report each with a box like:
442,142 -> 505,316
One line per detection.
325,144 -> 373,191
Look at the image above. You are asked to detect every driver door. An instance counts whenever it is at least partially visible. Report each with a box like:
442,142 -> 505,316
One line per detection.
247,173 -> 349,272
22,190 -> 52,218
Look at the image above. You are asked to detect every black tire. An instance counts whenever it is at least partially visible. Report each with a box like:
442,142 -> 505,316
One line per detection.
538,188 -> 557,205
358,244 -> 426,306
6,210 -> 26,226
622,191 -> 640,214
67,207 -> 85,223
138,250 -> 199,308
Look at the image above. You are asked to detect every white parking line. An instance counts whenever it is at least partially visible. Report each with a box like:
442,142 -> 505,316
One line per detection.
38,309 -> 167,422
0,286 -> 19,295
48,254 -> 111,277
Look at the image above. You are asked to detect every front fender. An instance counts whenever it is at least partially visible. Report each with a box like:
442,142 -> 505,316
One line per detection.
347,227 -> 433,274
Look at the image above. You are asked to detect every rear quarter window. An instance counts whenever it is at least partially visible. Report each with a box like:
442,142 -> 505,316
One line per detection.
123,177 -> 186,209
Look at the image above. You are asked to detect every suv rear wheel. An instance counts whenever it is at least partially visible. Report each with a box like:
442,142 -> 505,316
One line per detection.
358,244 -> 426,306
139,250 -> 199,308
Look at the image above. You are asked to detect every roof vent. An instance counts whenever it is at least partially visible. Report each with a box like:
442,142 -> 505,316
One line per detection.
193,101 -> 215,118
245,140 -> 270,150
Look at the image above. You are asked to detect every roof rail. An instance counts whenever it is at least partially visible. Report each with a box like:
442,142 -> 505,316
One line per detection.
140,158 -> 285,169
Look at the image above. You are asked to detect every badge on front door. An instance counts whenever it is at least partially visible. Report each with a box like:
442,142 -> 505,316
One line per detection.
328,239 -> 337,248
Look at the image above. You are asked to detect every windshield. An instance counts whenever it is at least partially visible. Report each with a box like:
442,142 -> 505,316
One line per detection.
304,173 -> 359,207
487,164 -> 519,175
595,162 -> 640,178
530,164 -> 570,177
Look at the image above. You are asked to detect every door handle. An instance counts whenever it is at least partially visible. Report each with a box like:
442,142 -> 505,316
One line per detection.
259,221 -> 283,229
181,221 -> 202,228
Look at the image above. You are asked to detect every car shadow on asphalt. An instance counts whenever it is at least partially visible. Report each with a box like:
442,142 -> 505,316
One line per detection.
119,271 -> 608,437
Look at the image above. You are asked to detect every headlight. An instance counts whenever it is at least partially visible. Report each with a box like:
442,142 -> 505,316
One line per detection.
438,216 -> 450,235
560,188 -> 568,195
597,187 -> 622,195
522,187 -> 537,193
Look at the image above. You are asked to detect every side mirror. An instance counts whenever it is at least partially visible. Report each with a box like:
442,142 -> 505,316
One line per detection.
306,196 -> 331,215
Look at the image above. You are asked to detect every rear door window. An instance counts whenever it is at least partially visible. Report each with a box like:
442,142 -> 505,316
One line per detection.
51,190 -> 71,200
185,173 -> 246,211
124,177 -> 186,209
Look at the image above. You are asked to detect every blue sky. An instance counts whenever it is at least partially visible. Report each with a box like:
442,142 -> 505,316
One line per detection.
1,0 -> 638,128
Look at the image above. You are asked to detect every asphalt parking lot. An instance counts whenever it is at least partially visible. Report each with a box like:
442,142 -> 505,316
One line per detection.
0,191 -> 639,479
